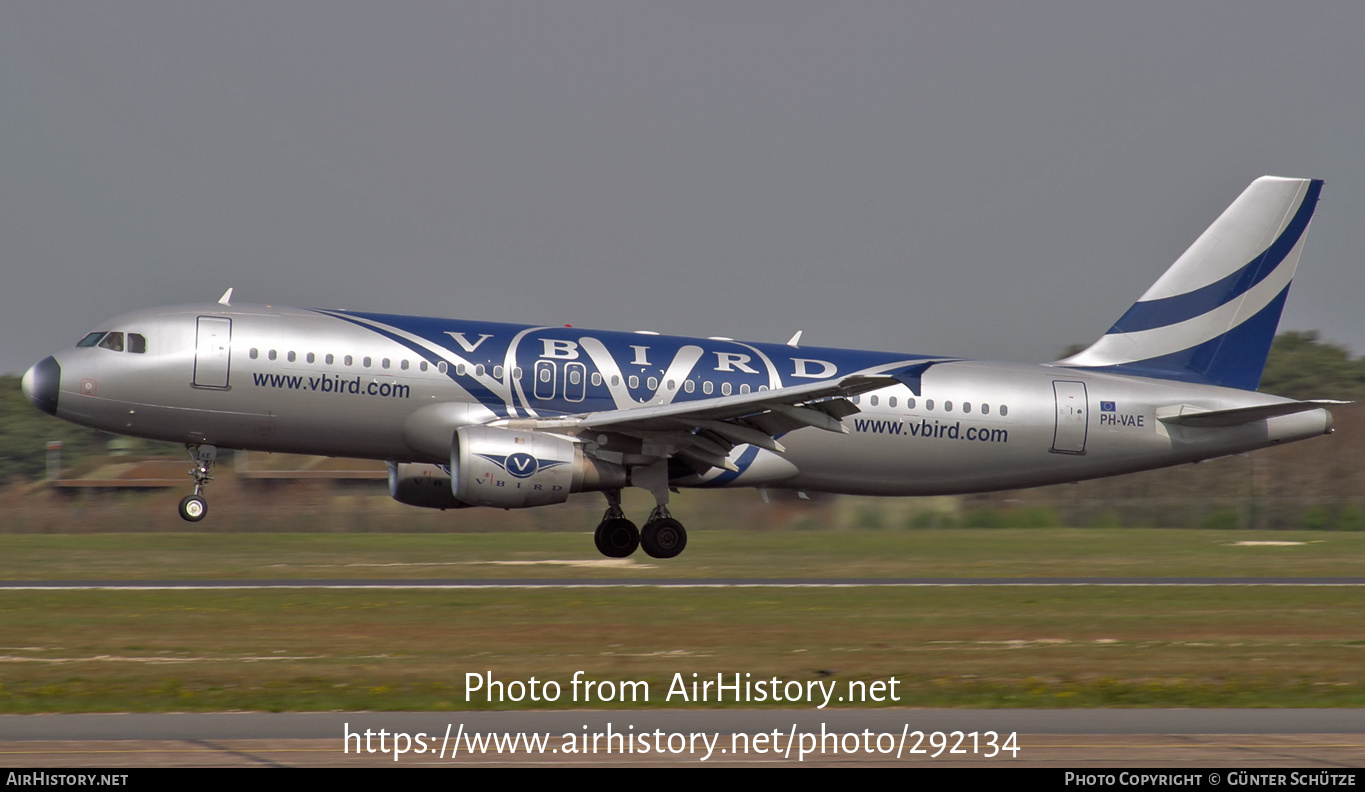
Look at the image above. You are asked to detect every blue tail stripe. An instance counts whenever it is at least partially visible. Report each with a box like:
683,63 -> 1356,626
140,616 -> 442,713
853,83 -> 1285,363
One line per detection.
1106,180 -> 1319,334
1089,286 -> 1291,390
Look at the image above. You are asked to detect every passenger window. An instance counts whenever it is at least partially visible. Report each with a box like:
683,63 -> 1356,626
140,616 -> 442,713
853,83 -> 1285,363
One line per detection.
591,372 -> 602,386
539,368 -> 551,383
611,375 -> 620,387
363,357 -> 372,368
249,348 -> 259,360
382,358 -> 390,369
438,362 -> 448,374
476,364 -> 485,377
721,382 -> 732,396
1000,405 -> 1008,417
569,369 -> 581,385
98,332 -> 125,352
628,376 -> 639,388
907,398 -> 915,409
344,355 -> 353,366
944,401 -> 953,412
684,380 -> 695,394
419,361 -> 428,372
128,333 -> 147,353
456,364 -> 466,376
288,351 -> 297,363
888,396 -> 897,408
852,395 -> 860,404
646,377 -> 658,390
513,367 -> 523,379
268,350 -> 277,361
307,352 -> 316,364
962,402 -> 971,413
739,384 -> 749,395
326,354 -> 335,365
703,381 -> 714,395
981,404 -> 990,415
77,332 -> 105,348
925,399 -> 935,411
494,365 -> 504,379
870,395 -> 879,407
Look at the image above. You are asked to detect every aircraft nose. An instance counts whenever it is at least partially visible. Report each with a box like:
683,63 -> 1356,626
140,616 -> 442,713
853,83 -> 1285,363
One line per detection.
22,356 -> 61,416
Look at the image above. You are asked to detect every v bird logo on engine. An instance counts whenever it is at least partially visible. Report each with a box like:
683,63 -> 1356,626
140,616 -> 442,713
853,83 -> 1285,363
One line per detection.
23,177 -> 1341,559
476,453 -> 568,479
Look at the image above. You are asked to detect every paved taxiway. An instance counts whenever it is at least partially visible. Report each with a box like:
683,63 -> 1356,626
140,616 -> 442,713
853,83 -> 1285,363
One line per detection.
4,577 -> 1364,589
2,711 -> 1362,767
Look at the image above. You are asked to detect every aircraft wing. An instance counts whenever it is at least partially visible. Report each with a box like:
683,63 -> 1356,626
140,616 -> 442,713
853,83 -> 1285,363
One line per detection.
494,372 -> 906,472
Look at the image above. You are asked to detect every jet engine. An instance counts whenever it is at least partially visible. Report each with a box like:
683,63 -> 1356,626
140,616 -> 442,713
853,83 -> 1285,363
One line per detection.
451,425 -> 628,508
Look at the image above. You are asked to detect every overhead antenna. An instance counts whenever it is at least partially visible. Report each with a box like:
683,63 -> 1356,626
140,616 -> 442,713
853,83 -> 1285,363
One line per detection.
217,288 -> 234,306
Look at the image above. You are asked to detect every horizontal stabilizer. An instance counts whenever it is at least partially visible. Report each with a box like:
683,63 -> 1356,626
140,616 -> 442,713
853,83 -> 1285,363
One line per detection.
1157,400 -> 1347,428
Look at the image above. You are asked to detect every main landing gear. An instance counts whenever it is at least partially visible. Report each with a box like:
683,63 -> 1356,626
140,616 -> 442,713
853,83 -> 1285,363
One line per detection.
640,505 -> 687,559
593,486 -> 689,560
178,444 -> 217,523
594,490 -> 639,558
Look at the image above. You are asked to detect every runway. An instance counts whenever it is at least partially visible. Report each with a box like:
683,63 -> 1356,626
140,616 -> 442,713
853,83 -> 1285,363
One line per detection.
4,577 -> 1365,590
2,710 -> 1362,767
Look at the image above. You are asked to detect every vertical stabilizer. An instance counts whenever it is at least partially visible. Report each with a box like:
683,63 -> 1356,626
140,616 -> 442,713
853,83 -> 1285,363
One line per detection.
1058,176 -> 1322,390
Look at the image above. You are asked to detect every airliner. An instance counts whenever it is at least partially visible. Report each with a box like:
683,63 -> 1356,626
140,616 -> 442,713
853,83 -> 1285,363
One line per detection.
21,176 -> 1339,558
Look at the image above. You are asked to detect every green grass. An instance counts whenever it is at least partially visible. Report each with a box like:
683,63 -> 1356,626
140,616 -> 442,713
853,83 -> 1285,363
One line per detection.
0,530 -> 1361,712
0,586 -> 1361,712
0,528 -> 1361,580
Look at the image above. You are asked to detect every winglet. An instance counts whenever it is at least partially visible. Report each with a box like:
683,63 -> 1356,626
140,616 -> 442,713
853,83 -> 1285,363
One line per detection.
218,288 -> 234,306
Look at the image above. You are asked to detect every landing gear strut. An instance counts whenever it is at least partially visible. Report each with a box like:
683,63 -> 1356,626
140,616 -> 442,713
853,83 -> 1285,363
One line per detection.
588,463 -> 691,559
593,489 -> 639,558
178,444 -> 217,523
632,461 -> 688,559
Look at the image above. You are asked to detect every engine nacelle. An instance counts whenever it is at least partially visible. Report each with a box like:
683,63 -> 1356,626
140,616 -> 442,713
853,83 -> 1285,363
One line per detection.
387,462 -> 470,510
452,425 -> 627,508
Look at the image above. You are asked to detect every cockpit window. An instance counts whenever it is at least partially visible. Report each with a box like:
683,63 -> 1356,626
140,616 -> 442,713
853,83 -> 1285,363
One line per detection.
77,332 -> 105,347
97,332 -> 125,352
128,333 -> 147,353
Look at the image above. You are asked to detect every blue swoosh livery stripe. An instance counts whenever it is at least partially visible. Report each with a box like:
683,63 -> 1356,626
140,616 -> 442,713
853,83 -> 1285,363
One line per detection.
1087,286 -> 1291,391
310,308 -> 516,417
1107,180 -> 1320,334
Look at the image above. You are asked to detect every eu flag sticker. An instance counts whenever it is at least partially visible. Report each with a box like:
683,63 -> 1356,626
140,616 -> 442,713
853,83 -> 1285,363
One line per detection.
1100,401 -> 1116,412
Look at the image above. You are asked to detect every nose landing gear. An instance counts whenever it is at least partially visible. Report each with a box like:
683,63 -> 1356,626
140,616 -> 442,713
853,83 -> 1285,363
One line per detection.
178,444 -> 217,523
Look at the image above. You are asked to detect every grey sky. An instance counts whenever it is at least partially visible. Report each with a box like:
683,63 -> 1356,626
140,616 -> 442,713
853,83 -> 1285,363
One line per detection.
3,2 -> 1364,377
